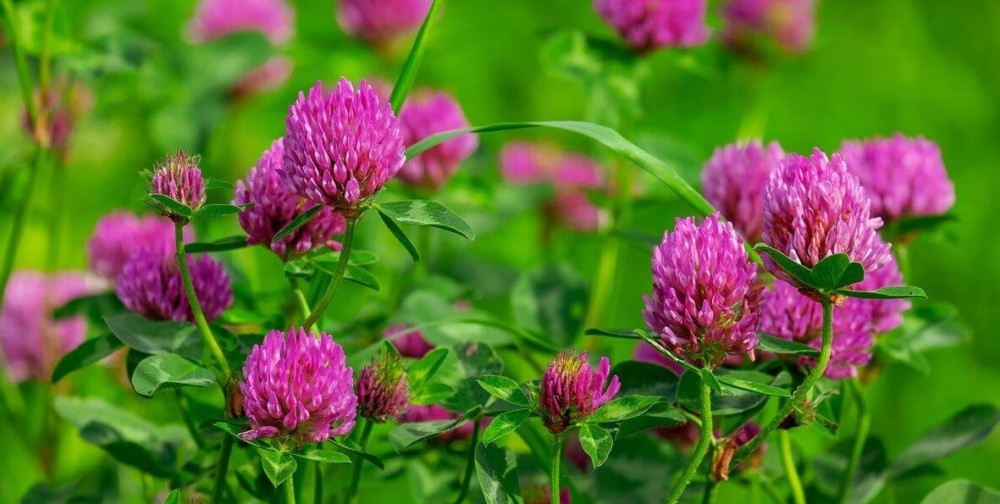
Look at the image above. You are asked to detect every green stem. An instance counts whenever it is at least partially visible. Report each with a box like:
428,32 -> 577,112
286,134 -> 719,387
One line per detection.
346,418 -> 373,504
289,277 -> 311,322
302,217 -> 358,331
175,390 -> 204,449
212,434 -> 234,503
779,431 -> 806,504
453,418 -> 481,504
0,150 -> 45,312
838,378 -> 870,502
702,448 -> 718,504
666,373 -> 713,504
0,0 -> 39,127
283,472 -> 296,504
731,297 -> 834,469
550,433 -> 564,504
175,222 -> 231,377
313,460 -> 323,504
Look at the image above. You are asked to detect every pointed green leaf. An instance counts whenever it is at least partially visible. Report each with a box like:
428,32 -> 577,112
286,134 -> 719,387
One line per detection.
272,204 -> 323,243
162,489 -> 182,504
481,409 -> 531,444
329,439 -> 385,470
377,200 -> 475,239
185,235 -> 250,253
345,264 -> 380,291
836,286 -> 928,300
756,333 -> 821,356
149,194 -> 192,218
585,327 -> 642,339
920,480 -> 1000,504
717,375 -> 791,398
294,448 -> 351,464
588,395 -> 662,424
261,451 -> 297,488
408,347 -> 450,389
409,383 -> 455,405
888,404 -> 1000,477
194,203 -> 247,219
475,443 -> 524,504
104,313 -> 202,360
52,333 -> 123,383
755,244 -> 816,288
579,424 -> 614,468
131,354 -> 216,397
389,408 -> 478,452
377,209 -> 420,262
205,179 -> 233,190
478,375 -> 531,407
701,368 -> 723,394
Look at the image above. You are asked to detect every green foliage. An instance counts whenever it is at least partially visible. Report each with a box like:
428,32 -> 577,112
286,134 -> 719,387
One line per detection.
375,200 -> 476,240
260,451 -> 296,488
130,353 -> 216,397
474,443 -> 524,504
51,333 -> 122,383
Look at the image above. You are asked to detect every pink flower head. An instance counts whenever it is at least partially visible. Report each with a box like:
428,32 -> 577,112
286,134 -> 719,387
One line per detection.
539,352 -> 620,434
188,0 -> 293,44
549,192 -> 604,232
281,79 -> 405,214
386,324 -> 434,359
1,271 -> 90,382
233,56 -> 293,97
356,348 -> 409,423
239,328 -> 357,445
235,138 -> 346,260
498,142 -> 562,184
594,0 -> 710,53
150,150 -> 207,218
554,154 -> 605,191
762,148 -> 892,289
642,213 -> 763,368
761,281 -> 875,379
21,86 -> 77,152
702,140 -> 784,243
337,0 -> 432,46
721,0 -> 817,53
396,90 -> 478,191
838,134 -> 955,224
87,211 -> 192,279
115,249 -> 233,323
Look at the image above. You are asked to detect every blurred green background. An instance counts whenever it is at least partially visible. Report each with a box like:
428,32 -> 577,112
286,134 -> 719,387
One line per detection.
1,0 -> 999,502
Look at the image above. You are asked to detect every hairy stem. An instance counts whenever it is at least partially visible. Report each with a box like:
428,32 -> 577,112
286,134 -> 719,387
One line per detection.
779,430 -> 806,504
283,471 -> 296,504
346,418 -> 373,504
666,374 -> 713,504
453,417 -> 481,504
731,297 -> 834,469
838,378 -> 870,502
302,217 -> 358,331
175,222 -> 231,377
212,434 -> 234,503
550,433 -> 564,504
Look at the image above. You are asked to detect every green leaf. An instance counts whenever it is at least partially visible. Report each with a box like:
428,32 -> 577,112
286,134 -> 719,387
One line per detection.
888,404 -> 1000,477
329,439 -> 385,470
405,121 -> 715,219
52,333 -> 123,383
716,375 -> 791,398
892,214 -> 957,237
205,179 -> 233,190
409,383 -> 455,406
293,448 -> 351,464
756,333 -> 821,356
478,376 -> 531,407
344,264 -> 380,291
586,328 -> 642,339
272,204 -> 323,244
677,369 -> 783,416
579,424 -> 614,468
149,194 -> 192,218
194,203 -> 247,219
474,443 -> 524,504
162,489 -> 182,504
836,285 -> 928,300
481,409 -> 531,444
612,361 -> 681,398
445,343 -> 504,412
377,210 -> 420,262
511,264 -> 588,347
701,368 -> 723,394
812,253 -> 865,290
376,200 -> 475,240
131,354 -> 217,397
261,451 -> 297,488
104,313 -> 202,360
408,348 -> 450,388
214,421 -> 270,450
588,395 -> 662,424
185,235 -> 249,253
53,292 -> 121,321
920,480 -> 1000,504
754,244 -> 816,288
389,409 -> 478,452
389,0 -> 444,113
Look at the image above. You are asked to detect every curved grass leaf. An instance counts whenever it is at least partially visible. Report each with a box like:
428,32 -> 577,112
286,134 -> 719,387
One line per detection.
52,333 -> 123,383
271,204 -> 323,244
836,286 -> 928,300
377,200 -> 475,239
756,333 -> 821,357
131,353 -> 216,397
579,424 -> 614,468
481,409 -> 531,444
389,0 -> 445,113
185,235 -> 249,253
377,209 -> 420,262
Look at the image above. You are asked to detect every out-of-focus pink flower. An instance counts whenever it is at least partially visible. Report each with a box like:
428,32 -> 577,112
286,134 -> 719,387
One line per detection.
702,140 -> 784,243
594,0 -> 710,53
1,271 -> 90,382
523,484 -> 571,504
399,405 -> 488,442
87,211 -> 191,280
336,0 -> 432,46
115,249 -> 233,323
239,328 -> 357,445
396,90 -> 478,191
721,0 -> 817,53
386,324 -> 434,359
